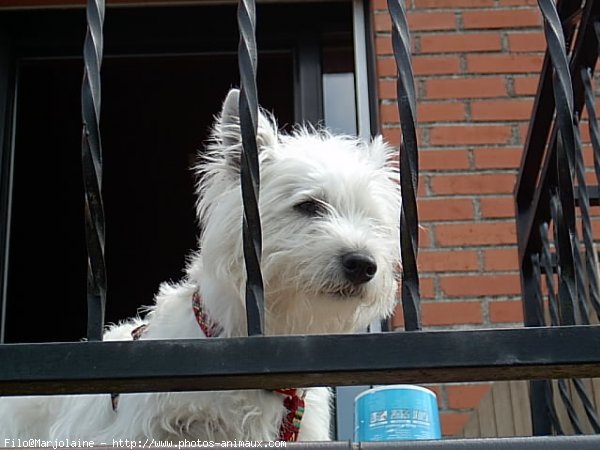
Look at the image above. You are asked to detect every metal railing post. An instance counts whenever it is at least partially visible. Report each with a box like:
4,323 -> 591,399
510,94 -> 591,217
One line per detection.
81,0 -> 106,342
237,0 -> 264,336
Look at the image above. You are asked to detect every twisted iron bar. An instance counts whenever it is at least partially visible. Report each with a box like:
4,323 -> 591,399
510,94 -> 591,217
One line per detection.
572,116 -> 594,324
580,66 -> 600,319
572,377 -> 600,433
557,378 -> 583,434
531,253 -> 546,325
237,0 -> 264,336
549,9 -> 600,433
549,198 -> 576,328
571,234 -> 591,325
81,0 -> 106,342
546,200 -> 600,433
567,234 -> 600,432
538,0 -> 578,325
550,198 -> 584,434
387,0 -> 420,331
540,222 -> 561,326
570,104 -> 600,434
531,252 -> 564,435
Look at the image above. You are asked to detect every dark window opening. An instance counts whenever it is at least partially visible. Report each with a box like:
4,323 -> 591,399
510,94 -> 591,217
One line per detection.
0,2 -> 355,343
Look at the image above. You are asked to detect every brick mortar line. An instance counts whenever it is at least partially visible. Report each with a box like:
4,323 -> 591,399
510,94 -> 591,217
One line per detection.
395,325 -> 522,332
421,220 -> 518,225
382,98 -> 535,103
464,99 -> 473,121
419,197 -> 517,203
422,244 -> 519,250
406,119 -> 529,126
381,98 -> 534,104
384,120 -> 535,126
459,53 -> 469,72
378,73 -> 542,80
419,270 -> 520,275
419,296 -> 523,302
417,78 -> 426,98
419,296 -> 523,300
417,168 -> 520,175
412,52 -> 545,57
456,10 -> 464,32
419,193 -> 515,198
375,29 -> 544,37
376,52 -> 546,57
389,144 -> 525,150
437,406 -> 482,414
422,217 -> 516,222
477,246 -> 485,272
481,298 -> 491,326
506,74 -> 516,96
473,195 -> 482,221
421,244 -> 519,249
420,250 -> 519,255
373,7 -> 542,13
410,145 -> 528,150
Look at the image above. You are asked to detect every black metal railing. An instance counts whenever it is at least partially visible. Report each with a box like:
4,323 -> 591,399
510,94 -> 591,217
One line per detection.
237,0 -> 265,337
0,0 -> 600,447
81,0 -> 106,342
387,0 -> 421,332
516,0 -> 600,437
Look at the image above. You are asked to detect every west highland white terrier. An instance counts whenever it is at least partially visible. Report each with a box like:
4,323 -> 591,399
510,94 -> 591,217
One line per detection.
0,89 -> 401,443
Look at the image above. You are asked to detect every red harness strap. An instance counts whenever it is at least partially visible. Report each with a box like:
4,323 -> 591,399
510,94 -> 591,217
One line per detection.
111,290 -> 305,442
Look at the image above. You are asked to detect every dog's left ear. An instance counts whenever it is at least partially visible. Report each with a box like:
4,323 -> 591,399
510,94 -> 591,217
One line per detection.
216,88 -> 278,167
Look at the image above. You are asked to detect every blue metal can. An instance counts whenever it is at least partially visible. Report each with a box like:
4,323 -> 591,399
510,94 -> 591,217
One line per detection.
354,385 -> 441,441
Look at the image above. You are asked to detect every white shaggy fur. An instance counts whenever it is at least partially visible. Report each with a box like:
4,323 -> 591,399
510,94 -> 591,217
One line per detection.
0,89 -> 401,443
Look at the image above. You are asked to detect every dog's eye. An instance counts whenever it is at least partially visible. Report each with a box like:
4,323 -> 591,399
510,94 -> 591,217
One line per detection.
294,199 -> 324,217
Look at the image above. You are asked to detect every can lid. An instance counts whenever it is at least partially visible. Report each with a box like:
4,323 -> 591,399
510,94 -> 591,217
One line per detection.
354,384 -> 437,402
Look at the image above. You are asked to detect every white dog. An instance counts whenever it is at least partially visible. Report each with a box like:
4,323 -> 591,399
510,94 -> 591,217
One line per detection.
0,89 -> 400,443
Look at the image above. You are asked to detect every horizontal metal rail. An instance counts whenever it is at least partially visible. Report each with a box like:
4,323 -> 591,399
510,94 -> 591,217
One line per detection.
1,437 -> 600,450
323,436 -> 597,449
293,436 -> 600,449
0,326 -> 599,396
2,437 -> 598,450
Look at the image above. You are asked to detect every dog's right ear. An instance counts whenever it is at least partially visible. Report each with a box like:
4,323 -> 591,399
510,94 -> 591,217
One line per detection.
214,88 -> 277,168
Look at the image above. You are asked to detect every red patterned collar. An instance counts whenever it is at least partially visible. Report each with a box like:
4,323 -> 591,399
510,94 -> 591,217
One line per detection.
115,289 -> 305,442
192,290 -> 223,337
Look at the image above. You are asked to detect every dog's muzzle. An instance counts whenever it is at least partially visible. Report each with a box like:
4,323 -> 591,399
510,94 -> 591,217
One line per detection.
341,251 -> 377,285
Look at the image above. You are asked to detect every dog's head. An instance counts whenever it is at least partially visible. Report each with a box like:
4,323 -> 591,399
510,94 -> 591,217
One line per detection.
196,88 -> 401,335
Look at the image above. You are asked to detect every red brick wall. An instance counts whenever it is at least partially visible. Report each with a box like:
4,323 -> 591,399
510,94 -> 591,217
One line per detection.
371,0 -> 544,436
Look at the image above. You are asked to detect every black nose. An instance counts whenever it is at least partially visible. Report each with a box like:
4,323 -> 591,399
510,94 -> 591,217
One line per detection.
341,252 -> 377,285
